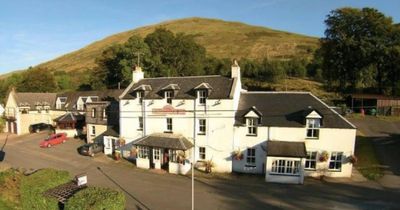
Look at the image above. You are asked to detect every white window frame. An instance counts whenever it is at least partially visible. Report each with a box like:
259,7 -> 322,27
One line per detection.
271,159 -> 301,175
328,152 -> 343,171
90,126 -> 96,136
166,118 -> 172,132
246,118 -> 258,136
246,148 -> 256,165
199,147 -> 206,160
198,119 -> 206,135
306,118 -> 320,139
153,148 -> 160,160
197,90 -> 207,105
102,108 -> 107,120
305,151 -> 317,170
138,117 -> 143,130
91,108 -> 96,118
165,91 -> 173,104
138,146 -> 149,159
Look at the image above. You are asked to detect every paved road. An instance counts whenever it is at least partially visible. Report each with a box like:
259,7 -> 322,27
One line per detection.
0,132 -> 399,210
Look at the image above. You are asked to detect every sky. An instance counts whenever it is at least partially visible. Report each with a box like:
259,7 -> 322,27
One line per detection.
0,0 -> 399,74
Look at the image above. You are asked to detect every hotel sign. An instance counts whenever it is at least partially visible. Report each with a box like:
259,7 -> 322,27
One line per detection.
152,105 -> 186,115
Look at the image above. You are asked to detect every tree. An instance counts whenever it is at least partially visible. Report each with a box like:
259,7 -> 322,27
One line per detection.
17,68 -> 57,92
93,35 -> 152,88
320,7 -> 398,93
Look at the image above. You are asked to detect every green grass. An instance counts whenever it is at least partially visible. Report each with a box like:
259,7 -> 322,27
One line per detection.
355,136 -> 384,180
0,169 -> 22,209
23,17 -> 318,74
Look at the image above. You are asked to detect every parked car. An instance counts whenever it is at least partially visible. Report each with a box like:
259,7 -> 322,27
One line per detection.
29,123 -> 53,133
39,133 -> 67,148
78,143 -> 104,157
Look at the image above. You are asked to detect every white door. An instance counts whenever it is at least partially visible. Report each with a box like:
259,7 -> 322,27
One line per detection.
103,137 -> 113,155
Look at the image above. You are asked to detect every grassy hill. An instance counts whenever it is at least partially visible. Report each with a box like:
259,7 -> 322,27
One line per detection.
35,17 -> 319,73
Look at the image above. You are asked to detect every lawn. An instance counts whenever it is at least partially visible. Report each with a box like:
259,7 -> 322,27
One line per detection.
355,136 -> 384,180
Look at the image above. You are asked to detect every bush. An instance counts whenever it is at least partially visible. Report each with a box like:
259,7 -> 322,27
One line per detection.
65,187 -> 125,210
0,118 -> 5,133
0,169 -> 22,209
20,168 -> 70,210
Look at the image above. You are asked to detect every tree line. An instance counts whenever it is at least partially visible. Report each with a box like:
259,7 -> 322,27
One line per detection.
1,7 -> 399,103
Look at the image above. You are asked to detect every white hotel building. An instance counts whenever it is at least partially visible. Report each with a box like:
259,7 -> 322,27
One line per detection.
119,61 -> 356,184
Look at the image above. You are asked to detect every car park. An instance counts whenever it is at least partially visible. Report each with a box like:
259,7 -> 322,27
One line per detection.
39,133 -> 67,148
78,143 -> 104,157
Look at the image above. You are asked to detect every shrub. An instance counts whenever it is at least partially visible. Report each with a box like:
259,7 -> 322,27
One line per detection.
65,187 -> 125,210
20,168 -> 70,210
0,169 -> 22,209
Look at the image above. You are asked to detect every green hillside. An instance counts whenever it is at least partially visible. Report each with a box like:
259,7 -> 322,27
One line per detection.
35,17 -> 319,73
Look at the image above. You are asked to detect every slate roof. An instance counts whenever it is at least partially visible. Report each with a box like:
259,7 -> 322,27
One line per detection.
56,89 -> 124,110
14,92 -> 57,110
235,92 -> 355,129
267,141 -> 307,158
133,133 -> 194,150
121,75 -> 235,100
54,113 -> 84,123
103,126 -> 119,137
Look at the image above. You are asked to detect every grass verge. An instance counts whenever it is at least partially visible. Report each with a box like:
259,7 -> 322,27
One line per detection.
355,136 -> 384,180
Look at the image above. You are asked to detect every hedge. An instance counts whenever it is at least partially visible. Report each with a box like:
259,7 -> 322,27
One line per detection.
20,168 -> 70,210
65,187 -> 125,210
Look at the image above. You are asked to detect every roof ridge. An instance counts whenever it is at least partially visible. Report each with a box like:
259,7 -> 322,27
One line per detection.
141,75 -> 225,80
242,91 -> 310,94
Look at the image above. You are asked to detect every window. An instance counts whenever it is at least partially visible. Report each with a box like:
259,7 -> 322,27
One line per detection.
136,91 -> 143,104
199,147 -> 206,160
153,148 -> 160,160
198,90 -> 207,105
271,159 -> 301,175
305,151 -> 317,170
165,91 -> 173,104
198,119 -> 206,135
91,108 -> 96,118
306,118 -> 320,138
246,148 -> 256,165
329,152 -> 343,171
169,150 -> 178,162
247,118 -> 257,135
57,97 -> 67,109
138,146 -> 149,159
138,117 -> 143,130
102,109 -> 107,120
90,126 -> 96,136
166,118 -> 172,132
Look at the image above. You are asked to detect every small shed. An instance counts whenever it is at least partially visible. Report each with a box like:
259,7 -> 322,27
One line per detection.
347,94 -> 400,116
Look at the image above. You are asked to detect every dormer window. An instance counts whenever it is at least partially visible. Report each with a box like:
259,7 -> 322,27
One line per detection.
165,90 -> 173,104
136,91 -> 143,104
306,118 -> 320,138
198,90 -> 207,105
102,108 -> 107,120
246,118 -> 258,136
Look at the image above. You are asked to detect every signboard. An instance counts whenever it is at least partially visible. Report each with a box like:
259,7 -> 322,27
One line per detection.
75,174 -> 87,186
152,105 -> 186,115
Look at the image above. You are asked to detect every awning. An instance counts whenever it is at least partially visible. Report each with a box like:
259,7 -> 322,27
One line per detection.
133,133 -> 193,150
267,141 -> 307,158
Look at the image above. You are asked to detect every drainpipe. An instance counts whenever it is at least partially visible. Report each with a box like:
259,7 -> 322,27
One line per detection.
192,98 -> 196,210
142,99 -> 146,137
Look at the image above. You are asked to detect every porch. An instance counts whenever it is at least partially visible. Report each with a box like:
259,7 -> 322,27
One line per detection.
133,133 -> 194,175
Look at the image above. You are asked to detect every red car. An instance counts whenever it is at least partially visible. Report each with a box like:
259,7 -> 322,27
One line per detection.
40,133 -> 67,148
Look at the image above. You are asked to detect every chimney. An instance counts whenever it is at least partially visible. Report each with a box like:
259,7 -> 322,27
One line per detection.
132,65 -> 144,83
231,59 -> 240,80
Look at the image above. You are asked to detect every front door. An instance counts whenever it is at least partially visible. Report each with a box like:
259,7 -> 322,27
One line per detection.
103,137 -> 113,155
149,147 -> 155,169
162,148 -> 169,170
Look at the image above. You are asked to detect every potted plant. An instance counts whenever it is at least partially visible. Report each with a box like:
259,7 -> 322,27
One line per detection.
232,149 -> 243,160
114,150 -> 121,161
177,151 -> 186,164
319,151 -> 329,162
204,159 -> 215,173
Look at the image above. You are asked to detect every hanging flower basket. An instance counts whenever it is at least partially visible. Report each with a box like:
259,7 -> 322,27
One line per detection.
348,155 -> 358,164
319,151 -> 329,162
232,149 -> 243,160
